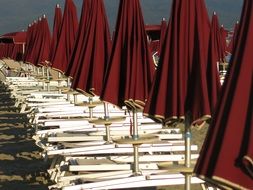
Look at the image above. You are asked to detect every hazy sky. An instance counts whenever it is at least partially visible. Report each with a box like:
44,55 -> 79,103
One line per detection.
0,0 -> 244,35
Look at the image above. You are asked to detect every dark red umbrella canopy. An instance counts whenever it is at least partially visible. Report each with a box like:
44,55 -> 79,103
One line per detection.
0,31 -> 26,61
227,21 -> 239,54
5,43 -> 15,58
0,43 -> 14,58
49,4 -> 63,63
10,44 -> 24,61
158,18 -> 167,56
70,0 -> 112,97
194,0 -> 253,189
101,0 -> 155,110
144,0 -> 211,124
65,0 -> 91,78
25,17 -> 50,66
0,44 -> 3,58
220,25 -> 228,59
23,23 -> 34,63
51,0 -> 78,73
24,20 -> 40,64
207,12 -> 222,112
210,13 -> 224,63
0,44 -> 6,58
35,15 -> 51,66
0,31 -> 26,44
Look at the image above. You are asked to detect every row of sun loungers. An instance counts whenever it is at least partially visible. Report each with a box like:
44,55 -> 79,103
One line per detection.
0,59 -> 220,190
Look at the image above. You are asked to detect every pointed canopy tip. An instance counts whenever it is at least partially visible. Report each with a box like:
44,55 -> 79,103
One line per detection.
213,11 -> 216,15
56,4 -> 60,8
43,14 -> 46,18
162,17 -> 166,21
236,21 -> 239,24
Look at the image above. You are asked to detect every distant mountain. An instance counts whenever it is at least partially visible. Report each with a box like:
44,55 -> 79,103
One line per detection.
0,0 -> 243,35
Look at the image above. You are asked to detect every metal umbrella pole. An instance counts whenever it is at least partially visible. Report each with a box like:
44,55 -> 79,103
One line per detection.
184,112 -> 192,190
132,108 -> 140,175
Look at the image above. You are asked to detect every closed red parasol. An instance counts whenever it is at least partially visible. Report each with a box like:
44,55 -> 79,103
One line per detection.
144,0 -> 211,124
25,19 -> 41,65
23,22 -> 36,63
158,18 -> 167,56
24,16 -> 51,66
70,0 -> 111,97
64,0 -> 91,78
143,1 -> 213,188
207,12 -> 222,112
227,21 -> 239,55
51,0 -> 78,73
36,15 -> 51,66
220,25 -> 228,59
49,4 -> 62,64
101,0 -> 155,175
10,44 -> 24,61
101,0 -> 155,110
194,0 -> 253,189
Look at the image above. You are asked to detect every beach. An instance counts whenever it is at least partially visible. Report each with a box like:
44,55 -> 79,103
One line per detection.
0,85 -> 49,190
0,82 -> 209,190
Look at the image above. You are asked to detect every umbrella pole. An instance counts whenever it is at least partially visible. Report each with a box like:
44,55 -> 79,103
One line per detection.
88,97 -> 94,119
103,102 -> 111,143
42,67 -> 46,90
67,77 -> 71,102
46,67 -> 50,91
58,72 -> 62,93
185,112 -> 192,190
132,108 -> 140,175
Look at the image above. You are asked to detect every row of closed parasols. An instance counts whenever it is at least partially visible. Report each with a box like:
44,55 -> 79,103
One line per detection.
0,0 -> 252,189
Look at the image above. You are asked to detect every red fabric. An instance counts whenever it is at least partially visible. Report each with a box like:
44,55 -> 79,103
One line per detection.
27,19 -> 42,65
149,40 -> 160,54
0,43 -> 14,58
10,44 -> 24,61
23,23 -> 34,63
51,0 -> 78,73
6,43 -> 14,58
145,24 -> 160,32
36,16 -> 51,66
158,18 -> 167,56
211,13 -> 224,63
0,31 -> 26,60
207,13 -> 222,112
144,0 -> 211,124
194,0 -> 253,189
147,19 -> 167,55
25,21 -> 40,64
227,21 -> 239,54
65,0 -> 91,78
0,31 -> 26,44
101,0 -> 155,110
0,44 -> 7,58
0,44 -> 4,58
49,4 -> 62,63
220,25 -> 228,58
25,17 -> 51,66
70,0 -> 112,97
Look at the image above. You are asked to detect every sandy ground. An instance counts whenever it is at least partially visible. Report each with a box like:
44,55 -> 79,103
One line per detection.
0,85 -> 49,190
0,82 -> 209,190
